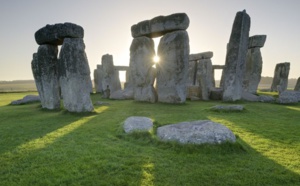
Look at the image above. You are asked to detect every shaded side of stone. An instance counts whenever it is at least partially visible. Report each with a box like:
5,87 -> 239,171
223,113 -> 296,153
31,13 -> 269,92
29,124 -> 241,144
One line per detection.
187,61 -> 197,86
248,35 -> 267,48
31,44 -> 60,109
129,37 -> 157,103
294,77 -> 300,91
94,65 -> 104,93
58,38 -> 93,112
35,22 -> 84,45
270,62 -> 290,92
222,10 -> 251,101
11,95 -> 40,105
197,59 -> 214,100
131,13 -> 189,38
189,51 -> 213,61
157,30 -> 189,103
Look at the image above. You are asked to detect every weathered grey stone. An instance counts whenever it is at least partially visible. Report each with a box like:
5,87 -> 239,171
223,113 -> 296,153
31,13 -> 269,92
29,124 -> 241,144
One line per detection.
243,47 -> 263,94
109,89 -> 134,100
248,35 -> 267,48
129,37 -> 157,103
270,62 -> 290,92
11,95 -> 40,105
94,101 -> 110,106
197,59 -> 214,100
131,13 -> 189,38
187,61 -> 197,86
189,51 -> 213,61
157,120 -> 236,144
31,45 -> 60,109
222,10 -> 251,101
94,65 -> 104,93
101,54 -> 122,94
123,116 -> 153,133
157,30 -> 189,103
186,86 -> 201,99
58,38 -> 93,112
241,91 -> 259,102
35,22 -> 84,45
294,77 -> 300,91
258,95 -> 276,103
209,88 -> 223,100
277,91 -> 300,104
210,105 -> 244,111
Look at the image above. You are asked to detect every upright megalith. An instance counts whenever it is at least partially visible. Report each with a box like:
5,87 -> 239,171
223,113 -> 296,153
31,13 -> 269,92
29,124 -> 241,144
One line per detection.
131,13 -> 190,38
101,54 -> 122,94
243,35 -> 267,94
197,58 -> 213,100
35,23 -> 84,45
94,65 -> 104,93
31,45 -> 60,109
270,62 -> 290,92
130,37 -> 157,103
58,38 -> 93,112
294,77 -> 300,91
222,10 -> 251,101
157,30 -> 189,103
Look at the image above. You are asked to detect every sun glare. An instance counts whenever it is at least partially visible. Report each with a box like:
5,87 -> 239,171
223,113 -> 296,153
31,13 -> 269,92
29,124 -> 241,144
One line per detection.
153,55 -> 160,63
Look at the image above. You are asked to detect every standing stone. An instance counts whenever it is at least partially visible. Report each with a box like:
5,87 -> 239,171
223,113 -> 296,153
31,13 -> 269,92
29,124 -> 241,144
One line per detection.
58,38 -> 93,112
101,54 -> 121,94
187,60 -> 197,86
130,37 -> 157,103
94,65 -> 104,93
222,10 -> 251,101
243,35 -> 266,94
197,59 -> 213,100
31,45 -> 60,109
157,30 -> 189,103
270,62 -> 290,92
295,77 -> 300,91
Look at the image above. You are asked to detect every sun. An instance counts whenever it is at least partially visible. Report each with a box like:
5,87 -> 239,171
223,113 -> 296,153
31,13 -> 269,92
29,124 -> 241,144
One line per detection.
153,55 -> 160,63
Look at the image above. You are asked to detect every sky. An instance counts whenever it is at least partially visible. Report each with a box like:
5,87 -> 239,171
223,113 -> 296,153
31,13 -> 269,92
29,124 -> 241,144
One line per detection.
0,0 -> 299,81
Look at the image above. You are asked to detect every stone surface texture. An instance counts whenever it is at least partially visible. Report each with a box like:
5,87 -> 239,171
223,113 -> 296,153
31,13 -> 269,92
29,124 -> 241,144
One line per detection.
243,47 -> 263,94
241,91 -> 259,102
210,105 -> 244,111
197,59 -> 213,100
123,116 -> 153,133
209,88 -> 223,100
248,35 -> 267,48
157,120 -> 236,144
101,54 -> 122,94
294,77 -> 300,91
131,13 -> 189,38
277,91 -> 300,104
187,61 -> 197,86
258,95 -> 276,103
156,30 -> 189,103
11,95 -> 40,105
109,89 -> 134,100
31,45 -> 60,109
94,65 -> 104,93
270,62 -> 290,92
222,10 -> 251,101
35,22 -> 84,45
129,37 -> 157,103
58,38 -> 93,112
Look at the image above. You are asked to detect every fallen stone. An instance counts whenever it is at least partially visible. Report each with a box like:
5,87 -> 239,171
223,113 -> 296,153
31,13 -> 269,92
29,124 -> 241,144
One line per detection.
123,116 -> 153,133
258,95 -> 276,103
277,91 -> 300,104
189,51 -> 213,61
157,30 -> 189,103
248,35 -> 267,48
131,13 -> 190,38
157,120 -> 236,144
241,91 -> 259,102
11,95 -> 40,105
31,44 -> 61,109
294,77 -> 300,91
109,89 -> 134,100
94,101 -> 110,106
58,38 -> 94,112
210,105 -> 244,112
35,22 -> 84,45
222,10 -> 250,101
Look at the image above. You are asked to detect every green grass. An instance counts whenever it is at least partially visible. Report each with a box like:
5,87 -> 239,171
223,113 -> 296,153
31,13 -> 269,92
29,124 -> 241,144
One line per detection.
0,92 -> 300,185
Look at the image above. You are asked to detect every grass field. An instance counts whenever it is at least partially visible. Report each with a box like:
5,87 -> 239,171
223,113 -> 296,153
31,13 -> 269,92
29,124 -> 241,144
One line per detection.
0,92 -> 299,185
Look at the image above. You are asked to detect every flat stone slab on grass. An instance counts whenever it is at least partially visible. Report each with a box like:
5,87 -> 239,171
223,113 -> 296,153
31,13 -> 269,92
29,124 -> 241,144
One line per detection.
11,95 -> 40,105
157,120 -> 236,144
124,116 -> 153,133
277,91 -> 300,104
210,105 -> 244,112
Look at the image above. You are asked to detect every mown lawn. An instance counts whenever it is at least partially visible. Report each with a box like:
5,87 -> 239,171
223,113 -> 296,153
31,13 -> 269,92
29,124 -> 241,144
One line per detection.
0,92 -> 299,185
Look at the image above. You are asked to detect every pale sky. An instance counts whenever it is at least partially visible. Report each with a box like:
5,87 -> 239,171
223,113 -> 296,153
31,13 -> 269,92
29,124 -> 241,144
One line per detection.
0,0 -> 299,81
